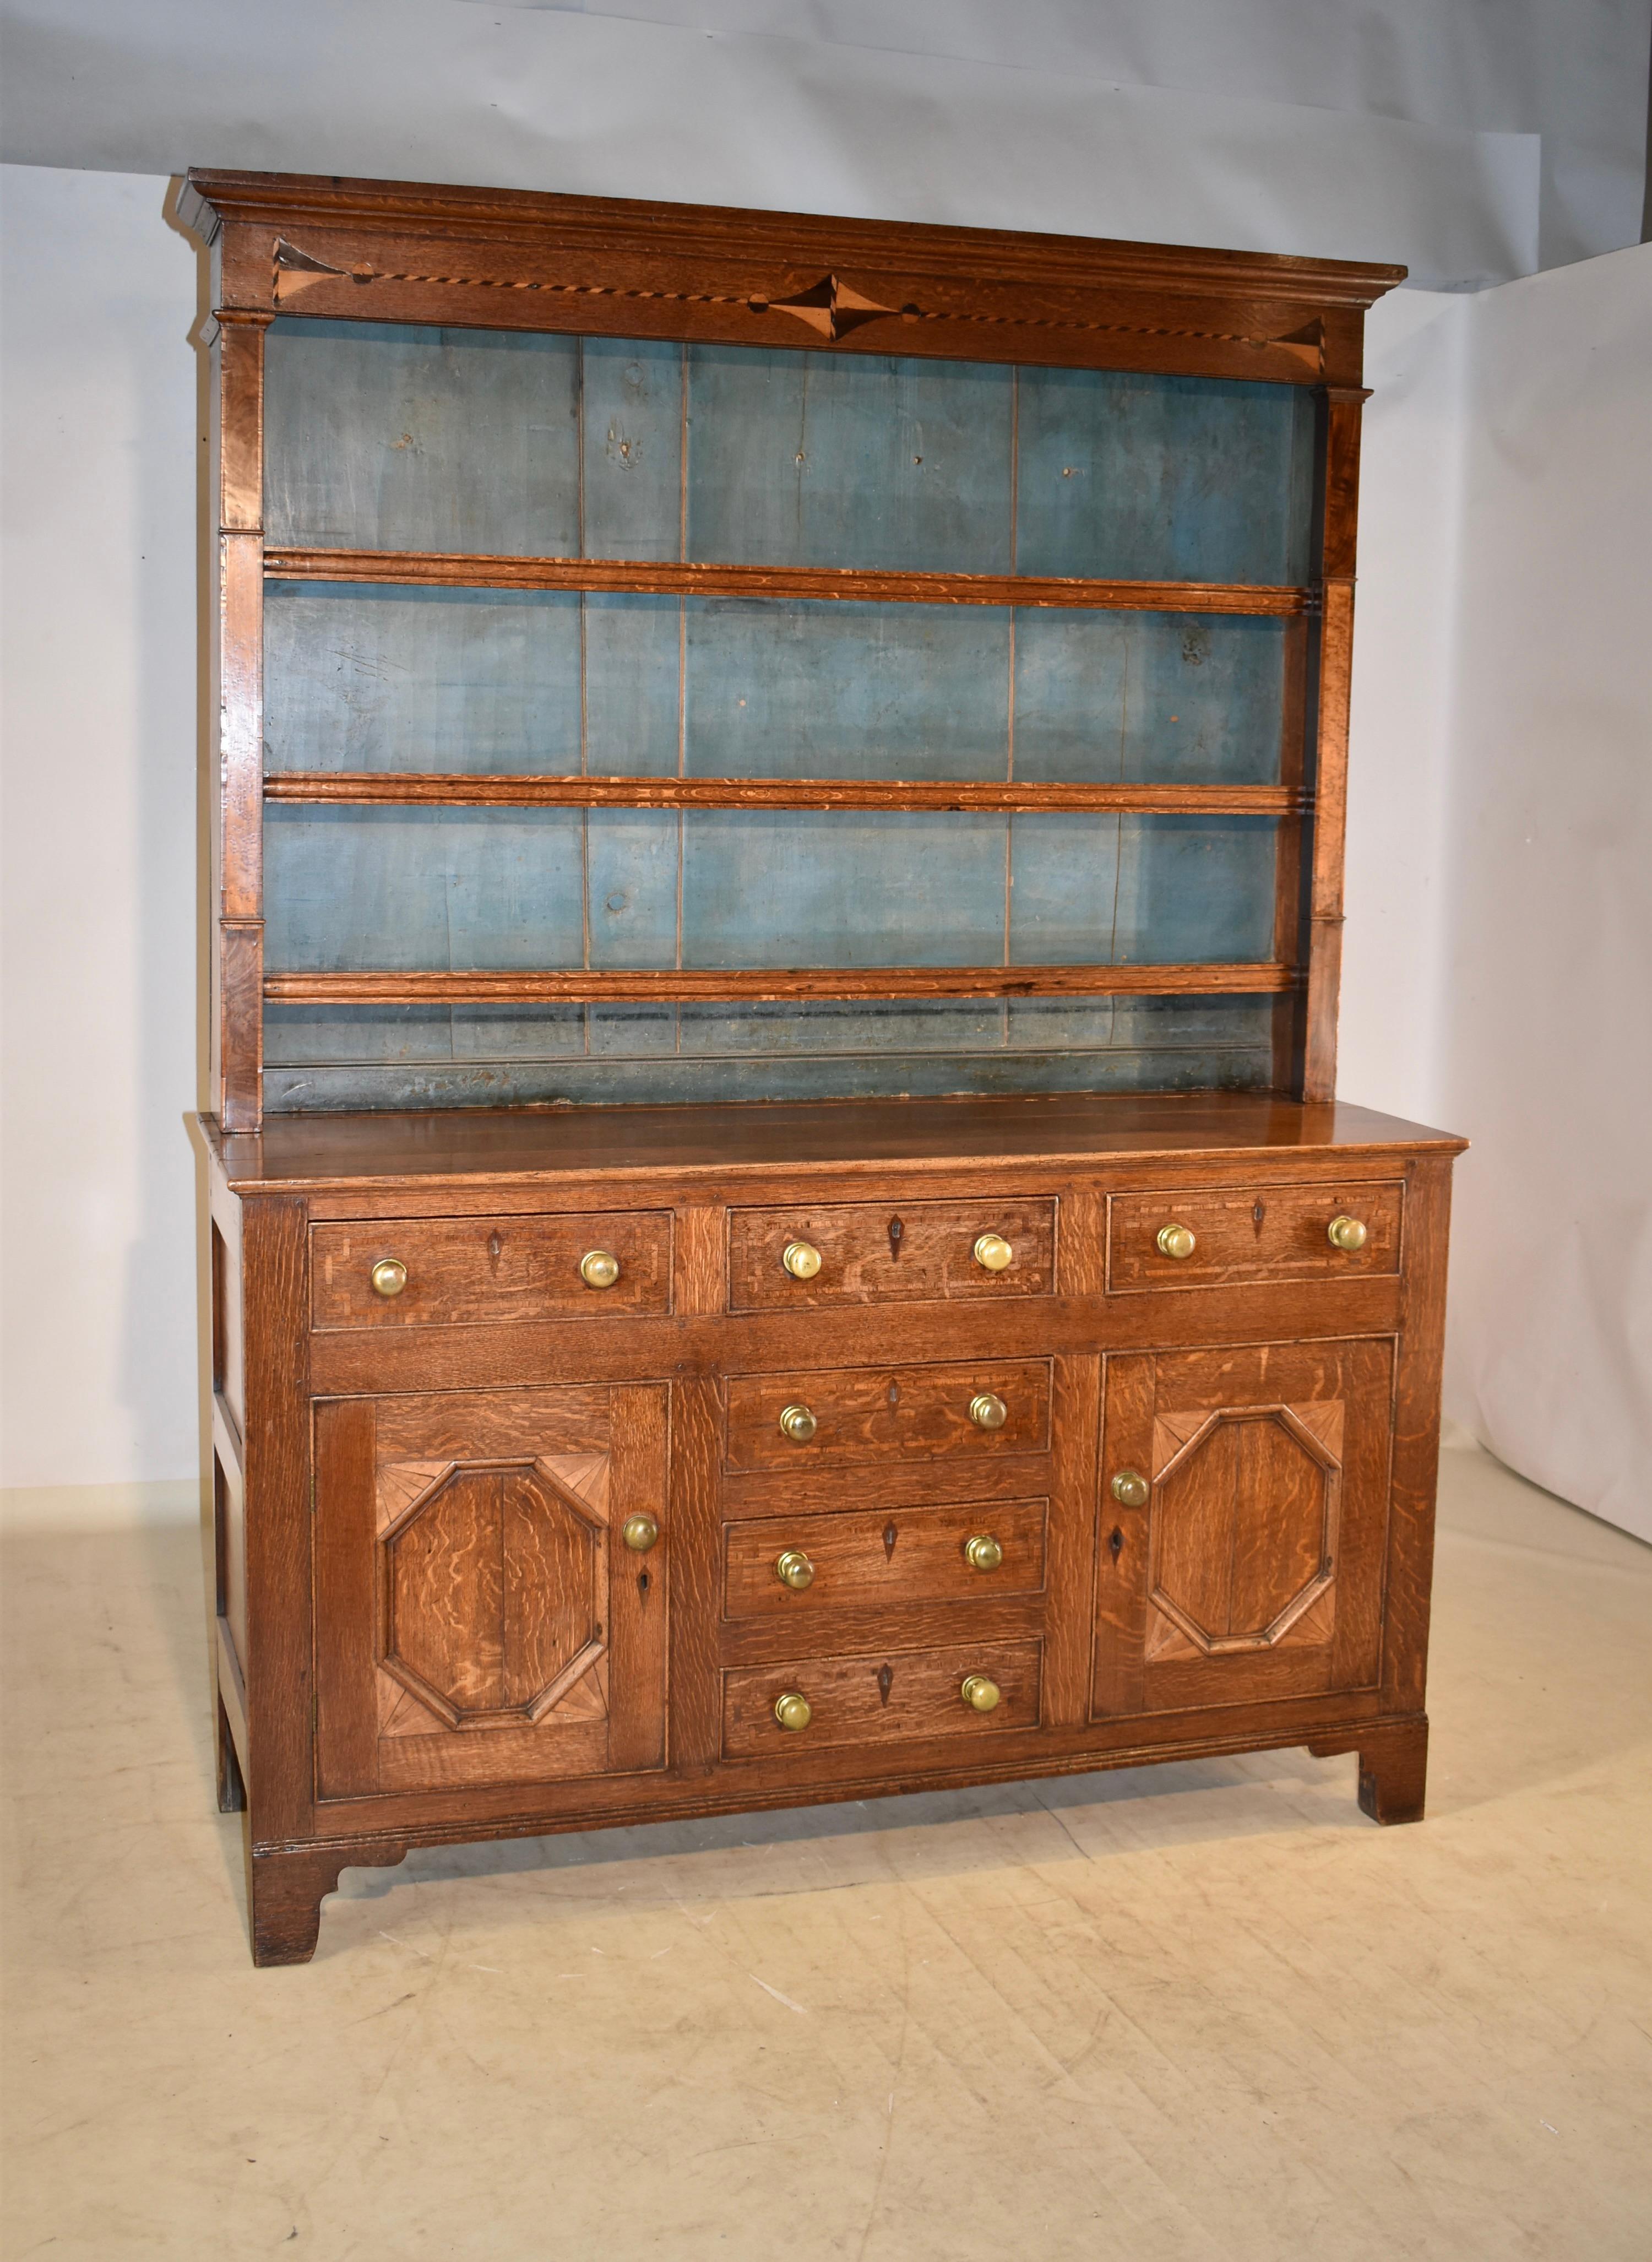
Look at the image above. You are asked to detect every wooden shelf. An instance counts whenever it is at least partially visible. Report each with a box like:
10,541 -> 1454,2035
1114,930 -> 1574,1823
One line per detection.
262,547 -> 1311,617
264,964 -> 1297,1005
262,773 -> 1307,815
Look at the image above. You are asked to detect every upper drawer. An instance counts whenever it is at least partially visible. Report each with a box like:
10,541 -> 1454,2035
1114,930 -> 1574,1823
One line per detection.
1106,1181 -> 1403,1292
725,1359 -> 1051,1472
310,1212 -> 672,1329
728,1198 -> 1056,1311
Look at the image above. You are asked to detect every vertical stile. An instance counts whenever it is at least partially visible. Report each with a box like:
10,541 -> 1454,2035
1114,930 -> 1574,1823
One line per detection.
215,301 -> 269,1131
1302,382 -> 1368,1101
675,343 -> 688,1053
578,339 -> 591,1010
1270,610 -> 1311,1091
1003,367 -> 1019,1045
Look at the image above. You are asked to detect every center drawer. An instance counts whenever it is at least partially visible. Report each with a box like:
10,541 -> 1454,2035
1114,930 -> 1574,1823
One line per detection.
724,1497 -> 1048,1619
728,1198 -> 1056,1310
725,1359 -> 1052,1471
310,1211 -> 672,1328
722,1639 -> 1041,1757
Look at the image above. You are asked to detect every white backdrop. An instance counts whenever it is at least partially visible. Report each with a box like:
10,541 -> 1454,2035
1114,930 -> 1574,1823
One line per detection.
1432,247 -> 1652,1542
1,159 -> 1648,1539
0,168 -> 199,1499
5,0 -> 1649,278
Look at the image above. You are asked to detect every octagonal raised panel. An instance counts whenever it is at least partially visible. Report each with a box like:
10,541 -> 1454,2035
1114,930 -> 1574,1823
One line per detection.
1149,1404 -> 1340,1655
381,1460 -> 606,1728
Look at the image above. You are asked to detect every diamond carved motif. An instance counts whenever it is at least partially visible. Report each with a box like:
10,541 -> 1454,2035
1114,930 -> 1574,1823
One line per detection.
751,273 -> 916,341
1148,1404 -> 1341,1657
379,1457 -> 607,1731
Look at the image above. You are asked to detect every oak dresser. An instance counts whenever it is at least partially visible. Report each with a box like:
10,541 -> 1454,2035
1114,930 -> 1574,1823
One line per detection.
182,171 -> 1465,1962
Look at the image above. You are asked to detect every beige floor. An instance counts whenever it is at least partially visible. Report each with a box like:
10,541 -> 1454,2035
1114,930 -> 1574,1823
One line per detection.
3,1442 -> 1649,2262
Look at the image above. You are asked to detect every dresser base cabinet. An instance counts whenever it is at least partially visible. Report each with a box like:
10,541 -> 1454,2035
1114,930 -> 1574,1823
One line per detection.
201,1094 -> 1461,1965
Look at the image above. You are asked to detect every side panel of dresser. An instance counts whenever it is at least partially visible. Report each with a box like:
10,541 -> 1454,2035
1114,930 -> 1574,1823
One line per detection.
205,1143 -> 249,1818
206,1152 -> 349,1966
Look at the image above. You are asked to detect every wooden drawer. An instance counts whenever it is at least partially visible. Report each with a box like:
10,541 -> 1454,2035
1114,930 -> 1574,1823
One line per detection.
724,1497 -> 1047,1619
725,1359 -> 1052,1472
728,1197 -> 1056,1310
722,1639 -> 1041,1757
309,1211 -> 672,1328
1106,1181 -> 1403,1291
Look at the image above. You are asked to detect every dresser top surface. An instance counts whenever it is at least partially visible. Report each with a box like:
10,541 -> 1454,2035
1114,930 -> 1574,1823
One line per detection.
200,1093 -> 1465,1195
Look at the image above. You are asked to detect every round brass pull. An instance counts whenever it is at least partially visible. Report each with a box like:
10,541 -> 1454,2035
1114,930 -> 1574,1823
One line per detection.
774,1691 -> 812,1732
1111,1469 -> 1149,1509
778,1403 -> 818,1444
774,1548 -> 815,1591
580,1249 -> 621,1290
1328,1214 -> 1370,1253
973,1232 -> 1014,1274
969,1391 -> 1008,1431
370,1258 -> 407,1299
782,1239 -> 822,1280
1156,1223 -> 1196,1261
960,1674 -> 1001,1713
621,1511 -> 659,1553
964,1533 -> 1003,1574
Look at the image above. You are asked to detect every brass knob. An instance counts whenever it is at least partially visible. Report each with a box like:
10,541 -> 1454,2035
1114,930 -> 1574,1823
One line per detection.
1156,1223 -> 1196,1261
620,1511 -> 659,1553
964,1533 -> 1003,1573
968,1391 -> 1008,1431
580,1249 -> 621,1290
774,1548 -> 815,1591
782,1239 -> 822,1280
371,1258 -> 407,1299
973,1232 -> 1014,1274
778,1403 -> 817,1444
1111,1469 -> 1150,1509
1328,1214 -> 1369,1252
960,1674 -> 1001,1713
774,1691 -> 812,1732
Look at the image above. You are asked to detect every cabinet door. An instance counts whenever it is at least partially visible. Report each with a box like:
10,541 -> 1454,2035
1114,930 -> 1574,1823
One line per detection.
1092,1339 -> 1394,1718
314,1384 -> 669,1799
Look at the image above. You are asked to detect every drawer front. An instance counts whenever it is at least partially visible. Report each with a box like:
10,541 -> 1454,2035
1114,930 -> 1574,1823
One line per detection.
724,1497 -> 1048,1619
1107,1181 -> 1403,1291
722,1639 -> 1041,1757
728,1198 -> 1056,1310
725,1359 -> 1052,1472
311,1211 -> 672,1329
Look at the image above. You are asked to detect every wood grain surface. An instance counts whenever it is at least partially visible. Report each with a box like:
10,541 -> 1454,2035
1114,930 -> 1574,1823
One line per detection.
721,1637 -> 1042,1759
204,1094 -> 1465,1196
264,546 -> 1309,615
309,1211 -> 672,1328
727,1197 -> 1056,1310
263,772 -> 1309,814
724,1358 -> 1052,1472
264,963 -> 1295,1006
1105,1178 -> 1403,1290
722,1498 -> 1048,1619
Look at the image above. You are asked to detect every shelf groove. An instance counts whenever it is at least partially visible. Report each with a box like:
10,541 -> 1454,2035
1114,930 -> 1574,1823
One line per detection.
262,773 -> 1306,815
263,547 -> 1309,617
263,964 -> 1298,1006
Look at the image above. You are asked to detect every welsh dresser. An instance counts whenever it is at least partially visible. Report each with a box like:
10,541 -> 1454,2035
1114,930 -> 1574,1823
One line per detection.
182,170 -> 1465,1964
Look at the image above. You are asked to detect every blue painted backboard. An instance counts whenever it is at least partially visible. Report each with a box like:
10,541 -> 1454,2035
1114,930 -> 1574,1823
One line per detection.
260,321 -> 1313,1109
